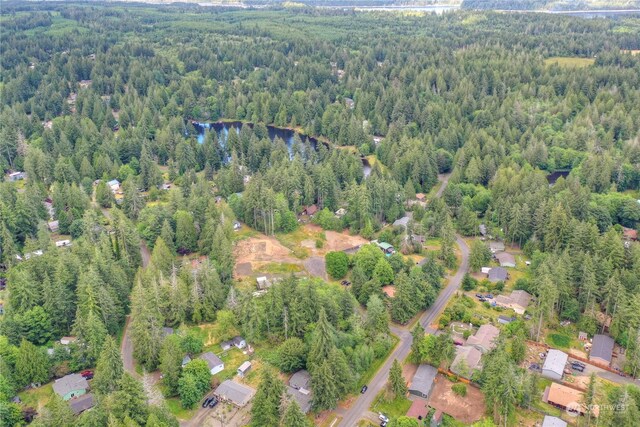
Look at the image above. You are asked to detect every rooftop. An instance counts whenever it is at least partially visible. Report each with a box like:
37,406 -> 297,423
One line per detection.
69,393 -> 94,415
215,380 -> 256,407
466,324 -> 500,352
591,334 -> 614,363
488,267 -> 508,282
289,370 -> 311,390
544,383 -> 583,409
53,373 -> 88,397
409,364 -> 437,396
200,352 -> 224,369
542,416 -> 567,427
543,349 -> 568,375
495,252 -> 516,266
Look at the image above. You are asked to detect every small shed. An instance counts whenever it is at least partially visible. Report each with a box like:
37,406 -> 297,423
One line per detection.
542,349 -> 568,381
590,334 -> 614,366
408,364 -> 437,398
498,315 -> 516,325
237,361 -> 252,378
256,276 -> 271,290
48,220 -> 60,233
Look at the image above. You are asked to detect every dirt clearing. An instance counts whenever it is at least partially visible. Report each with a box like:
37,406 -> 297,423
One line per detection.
427,375 -> 486,424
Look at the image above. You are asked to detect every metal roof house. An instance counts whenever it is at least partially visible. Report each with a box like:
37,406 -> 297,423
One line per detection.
237,361 -> 252,378
590,334 -> 615,366
53,373 -> 89,401
542,349 -> 568,381
408,364 -> 437,399
199,352 -> 224,375
214,380 -> 256,407
542,416 -> 567,427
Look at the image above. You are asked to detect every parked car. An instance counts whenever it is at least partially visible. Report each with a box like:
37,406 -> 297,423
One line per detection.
475,294 -> 483,299
208,397 -> 219,408
202,398 -> 212,408
571,362 -> 586,372
80,370 -> 94,380
479,297 -> 486,302
341,280 -> 351,286
361,385 -> 368,394
380,422 -> 388,427
485,294 -> 493,299
379,413 -> 389,423
529,363 -> 540,371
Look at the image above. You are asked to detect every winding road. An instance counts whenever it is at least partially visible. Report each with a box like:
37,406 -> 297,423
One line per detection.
337,173 -> 468,427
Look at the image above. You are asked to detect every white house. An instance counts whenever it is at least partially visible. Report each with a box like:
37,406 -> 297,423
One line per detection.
200,352 -> 224,375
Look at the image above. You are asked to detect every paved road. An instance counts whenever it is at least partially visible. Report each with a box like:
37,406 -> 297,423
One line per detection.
337,235 -> 469,427
119,240 -> 151,378
435,173 -> 451,198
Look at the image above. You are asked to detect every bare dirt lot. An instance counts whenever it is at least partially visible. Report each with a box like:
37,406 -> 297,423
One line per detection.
233,235 -> 301,277
323,228 -> 369,253
427,375 -> 486,424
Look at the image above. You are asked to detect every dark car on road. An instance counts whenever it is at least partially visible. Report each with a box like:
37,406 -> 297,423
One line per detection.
361,385 -> 368,393
571,361 -> 586,372
202,398 -> 211,408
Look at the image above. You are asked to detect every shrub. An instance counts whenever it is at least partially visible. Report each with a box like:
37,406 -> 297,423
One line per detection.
452,383 -> 467,397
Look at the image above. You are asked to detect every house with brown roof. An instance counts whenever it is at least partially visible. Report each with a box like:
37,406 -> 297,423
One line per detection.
302,205 -> 318,216
543,383 -> 585,415
466,324 -> 500,353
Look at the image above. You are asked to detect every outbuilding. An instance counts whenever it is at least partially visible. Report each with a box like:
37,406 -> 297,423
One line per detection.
408,364 -> 437,399
237,361 -> 252,378
542,349 -> 568,381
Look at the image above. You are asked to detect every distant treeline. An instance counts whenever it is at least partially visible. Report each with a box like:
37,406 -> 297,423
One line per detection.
462,0 -> 640,11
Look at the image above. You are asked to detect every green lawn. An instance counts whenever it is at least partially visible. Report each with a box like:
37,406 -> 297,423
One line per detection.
547,333 -> 572,348
256,262 -> 303,274
371,391 -> 412,419
18,383 -> 53,411
165,397 -> 198,420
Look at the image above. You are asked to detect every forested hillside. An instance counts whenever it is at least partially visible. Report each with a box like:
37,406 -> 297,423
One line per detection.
1,2 -> 640,426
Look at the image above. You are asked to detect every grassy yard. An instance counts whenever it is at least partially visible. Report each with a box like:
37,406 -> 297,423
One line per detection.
255,262 -> 303,274
544,56 -> 595,68
370,390 -> 412,419
165,397 -> 199,420
18,383 -> 53,411
546,333 -> 572,349
275,226 -> 326,259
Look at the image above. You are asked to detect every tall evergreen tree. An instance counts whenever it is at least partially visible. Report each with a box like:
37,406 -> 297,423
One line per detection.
93,335 -> 124,395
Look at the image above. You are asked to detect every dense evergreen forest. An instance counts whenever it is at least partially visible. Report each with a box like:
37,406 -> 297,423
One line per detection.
1,2 -> 640,426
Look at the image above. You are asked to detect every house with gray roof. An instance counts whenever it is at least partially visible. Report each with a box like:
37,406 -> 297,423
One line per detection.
393,213 -> 412,230
69,393 -> 94,415
214,380 -> 256,407
408,364 -> 437,399
489,241 -> 505,253
53,373 -> 89,401
495,252 -> 516,268
450,346 -> 482,379
542,416 -> 567,427
488,267 -> 508,282
495,290 -> 532,315
466,324 -> 500,353
221,336 -> 247,351
199,352 -> 224,375
542,349 -> 568,381
590,334 -> 614,366
287,370 -> 312,413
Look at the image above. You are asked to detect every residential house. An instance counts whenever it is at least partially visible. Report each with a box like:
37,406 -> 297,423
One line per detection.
498,315 -> 516,325
60,337 -> 78,346
382,285 -> 395,298
48,220 -> 60,233
495,290 -> 532,315
199,352 -> 224,375
8,171 -> 26,182
494,252 -> 516,268
55,240 -> 72,248
214,380 -> 256,407
393,214 -> 412,230
543,383 -> 585,415
408,364 -> 437,399
69,393 -> 94,415
237,361 -> 252,378
487,267 -> 508,283
489,241 -> 505,253
590,334 -> 614,366
450,345 -> 482,379
344,98 -> 355,109
221,336 -> 247,351
302,205 -> 318,217
256,276 -> 271,290
542,349 -> 568,381
542,416 -> 567,427
287,370 -> 312,414
373,240 -> 395,255
466,324 -> 500,353
53,373 -> 89,401
107,179 -> 120,193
